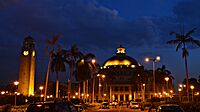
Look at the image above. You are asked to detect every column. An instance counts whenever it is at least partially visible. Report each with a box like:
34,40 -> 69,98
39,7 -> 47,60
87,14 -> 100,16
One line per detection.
123,94 -> 126,102
110,86 -> 112,102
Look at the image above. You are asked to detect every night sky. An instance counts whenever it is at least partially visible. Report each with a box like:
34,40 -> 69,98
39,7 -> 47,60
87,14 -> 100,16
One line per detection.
0,0 -> 200,86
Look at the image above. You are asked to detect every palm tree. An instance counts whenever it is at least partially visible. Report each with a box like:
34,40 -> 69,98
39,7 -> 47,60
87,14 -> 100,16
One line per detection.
75,53 -> 96,101
44,34 -> 59,101
51,45 -> 66,98
167,28 -> 200,102
63,45 -> 84,100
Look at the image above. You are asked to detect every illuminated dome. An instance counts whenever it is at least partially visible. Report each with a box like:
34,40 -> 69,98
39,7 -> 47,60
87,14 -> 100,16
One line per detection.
103,46 -> 140,68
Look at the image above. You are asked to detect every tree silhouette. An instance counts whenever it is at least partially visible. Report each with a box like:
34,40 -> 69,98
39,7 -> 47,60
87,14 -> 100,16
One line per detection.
167,28 -> 200,102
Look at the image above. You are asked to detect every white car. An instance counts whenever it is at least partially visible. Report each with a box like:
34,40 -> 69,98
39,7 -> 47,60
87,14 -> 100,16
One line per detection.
129,101 -> 140,109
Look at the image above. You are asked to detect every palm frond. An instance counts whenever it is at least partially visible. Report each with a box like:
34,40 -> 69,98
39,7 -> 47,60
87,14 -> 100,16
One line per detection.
166,40 -> 180,44
186,38 -> 200,47
175,42 -> 182,52
186,28 -> 196,37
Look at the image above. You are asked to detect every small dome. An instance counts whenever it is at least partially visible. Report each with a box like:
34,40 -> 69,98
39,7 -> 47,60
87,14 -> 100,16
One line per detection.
103,46 -> 140,67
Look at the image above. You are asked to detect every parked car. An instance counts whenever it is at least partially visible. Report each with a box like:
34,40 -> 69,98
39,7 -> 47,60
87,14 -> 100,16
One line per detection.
70,98 -> 86,111
129,101 -> 140,109
100,102 -> 109,109
26,101 -> 78,112
148,104 -> 185,112
156,104 -> 185,112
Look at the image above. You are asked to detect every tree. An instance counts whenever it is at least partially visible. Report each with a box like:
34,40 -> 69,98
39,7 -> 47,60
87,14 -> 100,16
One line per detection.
51,45 -> 66,98
75,53 -> 96,81
63,45 -> 84,100
167,28 -> 200,102
75,53 -> 96,101
44,34 -> 59,101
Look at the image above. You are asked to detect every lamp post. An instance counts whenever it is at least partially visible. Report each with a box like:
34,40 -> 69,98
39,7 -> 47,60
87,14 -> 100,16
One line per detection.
92,59 -> 96,104
178,88 -> 182,102
97,74 -> 105,102
164,77 -> 169,94
142,84 -> 146,102
190,85 -> 194,102
14,81 -> 19,106
164,77 -> 169,101
145,56 -> 160,96
39,86 -> 44,102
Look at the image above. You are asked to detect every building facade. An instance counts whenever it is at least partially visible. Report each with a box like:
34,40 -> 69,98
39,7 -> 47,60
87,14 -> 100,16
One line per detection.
18,36 -> 36,96
99,46 -> 144,102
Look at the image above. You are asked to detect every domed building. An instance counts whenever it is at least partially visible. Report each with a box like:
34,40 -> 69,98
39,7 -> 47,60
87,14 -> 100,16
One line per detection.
99,46 -> 144,102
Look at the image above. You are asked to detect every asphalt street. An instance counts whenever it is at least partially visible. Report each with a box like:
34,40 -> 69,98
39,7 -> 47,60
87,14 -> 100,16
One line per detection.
85,105 -> 149,112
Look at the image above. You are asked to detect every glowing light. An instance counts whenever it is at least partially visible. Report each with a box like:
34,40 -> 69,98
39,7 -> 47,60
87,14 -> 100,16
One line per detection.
75,92 -> 78,96
39,86 -> 44,90
142,84 -> 145,87
104,60 -> 131,67
91,59 -> 96,64
178,88 -> 182,92
41,94 -> 44,97
179,84 -> 183,88
87,94 -> 89,97
165,77 -> 169,81
117,47 -> 125,53
32,51 -> 35,56
23,51 -> 29,56
1,91 -> 5,95
156,56 -> 161,61
73,96 -> 76,99
131,65 -> 135,68
190,85 -> 194,89
195,92 -> 199,96
103,94 -> 106,96
145,58 -> 149,62
50,95 -> 53,98
47,96 -> 50,99
14,81 -> 19,86
36,104 -> 42,107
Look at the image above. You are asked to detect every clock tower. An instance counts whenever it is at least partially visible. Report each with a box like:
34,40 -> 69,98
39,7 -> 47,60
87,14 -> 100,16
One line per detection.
18,36 -> 36,96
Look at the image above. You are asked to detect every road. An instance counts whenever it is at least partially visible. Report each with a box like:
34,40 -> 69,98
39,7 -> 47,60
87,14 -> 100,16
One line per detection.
85,105 -> 149,112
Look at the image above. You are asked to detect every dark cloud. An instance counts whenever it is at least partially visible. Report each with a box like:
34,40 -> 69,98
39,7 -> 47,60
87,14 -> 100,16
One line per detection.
1,0 -> 200,85
0,0 -> 163,50
0,0 -> 19,10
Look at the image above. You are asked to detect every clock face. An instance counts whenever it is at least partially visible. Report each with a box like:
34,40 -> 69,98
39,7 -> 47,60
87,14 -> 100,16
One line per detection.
32,51 -> 35,56
23,51 -> 29,56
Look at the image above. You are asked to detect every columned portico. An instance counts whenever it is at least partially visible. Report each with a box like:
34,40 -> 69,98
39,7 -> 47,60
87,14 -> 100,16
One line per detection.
99,46 -> 144,103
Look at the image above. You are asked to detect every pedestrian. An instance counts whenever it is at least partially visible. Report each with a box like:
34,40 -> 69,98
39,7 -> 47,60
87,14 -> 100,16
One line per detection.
114,101 -> 117,108
126,101 -> 129,108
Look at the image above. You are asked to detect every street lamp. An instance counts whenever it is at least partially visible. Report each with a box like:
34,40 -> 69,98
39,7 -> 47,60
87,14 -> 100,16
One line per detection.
165,77 -> 169,101
178,88 -> 182,102
97,74 -> 106,101
145,56 -> 160,96
164,77 -> 169,93
13,81 -> 19,106
92,59 -> 96,104
39,86 -> 44,101
190,85 -> 194,102
142,84 -> 146,102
